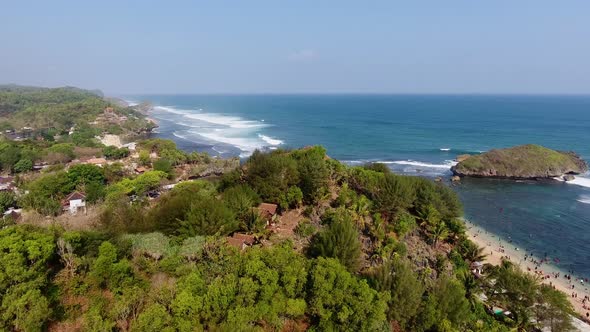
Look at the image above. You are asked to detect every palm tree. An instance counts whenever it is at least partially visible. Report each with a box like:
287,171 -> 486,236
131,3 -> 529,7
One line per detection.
430,221 -> 449,247
464,244 -> 487,264
459,270 -> 482,309
351,195 -> 371,230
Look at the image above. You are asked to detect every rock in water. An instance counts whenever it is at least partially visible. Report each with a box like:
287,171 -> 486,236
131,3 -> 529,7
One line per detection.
451,176 -> 461,182
450,144 -> 588,179
563,174 -> 575,181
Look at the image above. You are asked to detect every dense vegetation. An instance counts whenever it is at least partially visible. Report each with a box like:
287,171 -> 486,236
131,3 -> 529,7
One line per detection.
0,146 -> 576,331
0,85 -> 154,138
0,88 -> 576,331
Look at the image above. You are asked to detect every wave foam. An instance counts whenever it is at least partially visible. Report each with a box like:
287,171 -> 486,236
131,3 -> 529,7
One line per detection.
153,104 -> 284,157
553,175 -> 590,189
258,134 -> 283,146
383,160 -> 458,169
577,195 -> 590,204
155,106 -> 267,129
440,148 -> 451,151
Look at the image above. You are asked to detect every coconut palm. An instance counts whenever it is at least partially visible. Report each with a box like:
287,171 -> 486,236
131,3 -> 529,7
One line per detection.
463,244 -> 487,264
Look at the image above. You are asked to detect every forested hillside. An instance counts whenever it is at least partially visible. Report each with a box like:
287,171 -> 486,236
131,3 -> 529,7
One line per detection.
0,145 -> 575,331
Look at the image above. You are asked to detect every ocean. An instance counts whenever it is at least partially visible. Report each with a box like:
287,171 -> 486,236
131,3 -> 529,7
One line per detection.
127,94 -> 590,278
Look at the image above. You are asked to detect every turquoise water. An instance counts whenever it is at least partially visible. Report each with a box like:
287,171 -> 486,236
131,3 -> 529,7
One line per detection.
128,94 -> 590,277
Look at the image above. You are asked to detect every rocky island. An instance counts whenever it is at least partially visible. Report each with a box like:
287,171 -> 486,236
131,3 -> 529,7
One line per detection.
451,144 -> 588,180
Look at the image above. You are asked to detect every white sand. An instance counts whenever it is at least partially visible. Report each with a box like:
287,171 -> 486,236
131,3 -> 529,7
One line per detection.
465,220 -> 590,328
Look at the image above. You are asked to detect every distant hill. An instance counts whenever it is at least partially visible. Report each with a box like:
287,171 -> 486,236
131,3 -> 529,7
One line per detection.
0,84 -> 155,139
0,85 -> 103,116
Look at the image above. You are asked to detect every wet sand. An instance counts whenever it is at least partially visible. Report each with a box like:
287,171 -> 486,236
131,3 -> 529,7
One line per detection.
465,221 -> 590,328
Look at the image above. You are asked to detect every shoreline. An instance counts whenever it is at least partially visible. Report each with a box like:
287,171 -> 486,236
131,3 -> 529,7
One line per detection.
465,220 -> 590,327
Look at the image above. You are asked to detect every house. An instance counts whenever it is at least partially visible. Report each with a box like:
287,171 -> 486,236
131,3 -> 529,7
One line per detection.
85,157 -> 107,167
62,191 -> 87,214
256,203 -> 278,226
123,142 -> 137,151
226,233 -> 256,250
470,261 -> 484,278
161,183 -> 178,190
3,207 -> 22,222
33,162 -> 49,172
104,107 -> 115,116
0,177 -> 14,191
135,166 -> 147,174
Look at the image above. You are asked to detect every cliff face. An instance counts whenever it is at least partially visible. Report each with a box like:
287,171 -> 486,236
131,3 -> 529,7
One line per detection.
451,144 -> 588,179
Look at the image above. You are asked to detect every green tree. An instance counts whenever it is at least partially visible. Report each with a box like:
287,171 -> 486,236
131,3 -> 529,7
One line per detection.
309,211 -> 361,272
139,150 -> 151,166
534,284 -> 574,331
245,150 -> 299,203
0,226 -> 55,331
0,144 -> 21,172
1,288 -> 51,332
485,260 -> 539,330
369,258 -> 424,329
282,185 -> 303,209
372,173 -> 416,217
0,191 -> 17,211
149,181 -> 215,234
131,303 -> 174,332
153,158 -> 173,175
13,158 -> 33,173
307,257 -> 388,331
21,171 -> 74,215
223,185 -> 262,232
85,181 -> 106,203
103,146 -> 130,160
394,211 -> 417,237
68,163 -> 105,187
292,146 -> 330,204
180,196 -> 238,237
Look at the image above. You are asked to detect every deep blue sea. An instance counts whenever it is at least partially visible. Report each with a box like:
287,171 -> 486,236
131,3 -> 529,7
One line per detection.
127,94 -> 590,277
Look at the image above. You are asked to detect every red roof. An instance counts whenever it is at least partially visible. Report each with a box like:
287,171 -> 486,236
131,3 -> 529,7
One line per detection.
63,191 -> 86,205
226,233 -> 256,250
232,233 -> 256,245
0,177 -> 13,184
86,157 -> 107,165
257,203 -> 278,219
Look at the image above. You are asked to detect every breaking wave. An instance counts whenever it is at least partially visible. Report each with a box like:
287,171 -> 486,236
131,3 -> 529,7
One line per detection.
152,105 -> 284,157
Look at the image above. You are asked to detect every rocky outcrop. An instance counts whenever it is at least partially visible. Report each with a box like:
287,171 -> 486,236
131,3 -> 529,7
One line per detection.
451,144 -> 588,179
456,154 -> 471,163
563,174 -> 575,181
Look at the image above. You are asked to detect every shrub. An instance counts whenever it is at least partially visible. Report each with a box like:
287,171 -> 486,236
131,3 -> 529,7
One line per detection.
294,219 -> 316,237
13,158 -> 33,173
180,196 -> 238,237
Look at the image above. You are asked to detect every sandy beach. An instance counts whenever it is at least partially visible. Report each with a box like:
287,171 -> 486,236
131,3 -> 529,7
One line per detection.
465,221 -> 590,329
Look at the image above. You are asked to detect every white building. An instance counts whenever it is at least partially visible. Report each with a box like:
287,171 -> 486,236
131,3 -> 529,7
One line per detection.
62,191 -> 87,214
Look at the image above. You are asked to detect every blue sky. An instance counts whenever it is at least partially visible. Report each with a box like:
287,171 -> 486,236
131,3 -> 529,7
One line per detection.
2,0 -> 589,94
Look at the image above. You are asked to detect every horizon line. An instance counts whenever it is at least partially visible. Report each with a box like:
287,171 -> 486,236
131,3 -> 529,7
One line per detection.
115,91 -> 590,97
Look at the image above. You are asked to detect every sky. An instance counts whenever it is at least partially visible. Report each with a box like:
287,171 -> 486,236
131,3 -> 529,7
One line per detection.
1,0 -> 590,94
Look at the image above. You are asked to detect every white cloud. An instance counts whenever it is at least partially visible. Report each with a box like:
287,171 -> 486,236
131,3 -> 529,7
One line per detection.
287,49 -> 317,62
